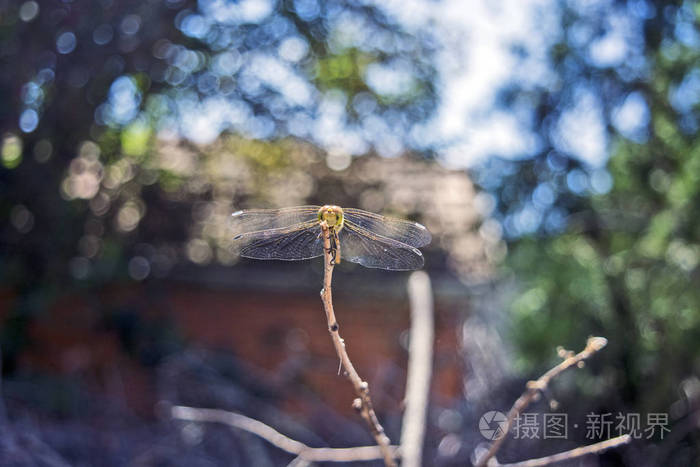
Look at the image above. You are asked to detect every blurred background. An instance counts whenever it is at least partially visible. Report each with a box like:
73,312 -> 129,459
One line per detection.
1,0 -> 699,465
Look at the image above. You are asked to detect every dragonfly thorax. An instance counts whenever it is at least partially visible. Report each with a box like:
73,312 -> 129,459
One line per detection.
318,205 -> 344,229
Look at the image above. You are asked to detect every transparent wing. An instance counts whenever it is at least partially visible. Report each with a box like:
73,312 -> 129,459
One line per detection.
235,221 -> 324,261
343,208 -> 431,248
231,206 -> 320,238
340,220 -> 424,270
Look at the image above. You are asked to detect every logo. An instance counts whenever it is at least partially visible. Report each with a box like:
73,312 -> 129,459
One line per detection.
479,411 -> 508,440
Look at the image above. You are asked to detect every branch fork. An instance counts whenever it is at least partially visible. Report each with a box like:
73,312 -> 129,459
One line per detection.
474,336 -> 631,467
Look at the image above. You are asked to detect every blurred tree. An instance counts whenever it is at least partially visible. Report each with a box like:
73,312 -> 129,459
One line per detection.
477,0 -> 699,429
0,0 -> 438,370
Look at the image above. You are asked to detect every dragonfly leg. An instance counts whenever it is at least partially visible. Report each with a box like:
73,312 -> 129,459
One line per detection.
328,228 -> 340,265
333,229 -> 341,265
319,230 -> 334,263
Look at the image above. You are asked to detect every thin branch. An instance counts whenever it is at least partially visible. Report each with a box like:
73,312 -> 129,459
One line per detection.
171,405 -> 399,463
319,221 -> 397,467
495,434 -> 631,467
475,336 -> 609,467
400,271 -> 434,467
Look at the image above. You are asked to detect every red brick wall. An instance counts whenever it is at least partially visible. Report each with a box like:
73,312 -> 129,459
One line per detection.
11,282 -> 464,417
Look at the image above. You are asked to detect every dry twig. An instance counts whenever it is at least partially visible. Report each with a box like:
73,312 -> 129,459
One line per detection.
171,405 -> 399,463
319,221 -> 397,467
475,336 -> 611,467
494,434 -> 631,467
400,270 -> 434,467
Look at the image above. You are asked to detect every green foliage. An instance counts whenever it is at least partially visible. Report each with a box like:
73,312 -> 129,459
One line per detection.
314,47 -> 375,93
492,0 -> 700,417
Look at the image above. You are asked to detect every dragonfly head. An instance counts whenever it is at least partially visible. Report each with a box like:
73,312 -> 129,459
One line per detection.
318,205 -> 344,228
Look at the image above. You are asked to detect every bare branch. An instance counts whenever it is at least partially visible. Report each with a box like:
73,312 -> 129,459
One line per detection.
495,434 -> 631,467
319,221 -> 397,467
171,405 -> 399,463
475,336 -> 609,467
400,271 -> 434,467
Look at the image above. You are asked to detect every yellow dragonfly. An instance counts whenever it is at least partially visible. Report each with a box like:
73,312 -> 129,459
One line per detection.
231,205 -> 431,270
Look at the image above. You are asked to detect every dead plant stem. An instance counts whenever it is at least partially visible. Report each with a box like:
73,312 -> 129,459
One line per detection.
319,221 -> 397,467
475,336 -> 610,467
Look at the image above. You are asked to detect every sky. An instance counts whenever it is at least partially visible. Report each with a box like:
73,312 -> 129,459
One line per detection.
159,0 -> 662,172
381,0 -> 615,169
423,0 -> 550,168
136,0 -> 624,170
158,0 -> 566,168
14,0 -> 643,172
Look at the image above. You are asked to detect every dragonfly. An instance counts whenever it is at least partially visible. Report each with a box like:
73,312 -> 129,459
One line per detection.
230,205 -> 431,270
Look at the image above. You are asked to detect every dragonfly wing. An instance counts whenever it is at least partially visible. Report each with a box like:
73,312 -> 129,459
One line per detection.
231,206 -> 319,238
236,221 -> 324,261
340,221 -> 424,270
343,208 -> 431,248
